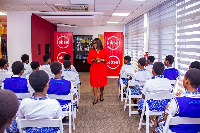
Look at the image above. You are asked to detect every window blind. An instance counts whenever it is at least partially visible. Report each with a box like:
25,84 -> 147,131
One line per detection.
176,0 -> 200,80
148,0 -> 176,62
124,15 -> 144,67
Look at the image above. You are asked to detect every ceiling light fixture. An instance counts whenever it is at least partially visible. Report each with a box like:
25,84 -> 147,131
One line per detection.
107,21 -> 119,24
112,13 -> 130,16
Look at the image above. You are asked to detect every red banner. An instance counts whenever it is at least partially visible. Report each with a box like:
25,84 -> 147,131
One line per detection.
54,32 -> 73,64
104,32 -> 123,77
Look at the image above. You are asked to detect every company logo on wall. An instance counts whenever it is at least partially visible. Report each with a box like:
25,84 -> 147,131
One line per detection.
107,36 -> 120,50
57,52 -> 67,63
57,36 -> 69,49
107,55 -> 120,69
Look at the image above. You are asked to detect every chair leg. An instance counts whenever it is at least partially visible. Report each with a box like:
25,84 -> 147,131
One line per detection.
129,92 -> 131,116
146,106 -> 150,133
121,85 -> 123,101
138,102 -> 146,130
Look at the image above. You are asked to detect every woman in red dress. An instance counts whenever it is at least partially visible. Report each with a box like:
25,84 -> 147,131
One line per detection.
87,38 -> 109,105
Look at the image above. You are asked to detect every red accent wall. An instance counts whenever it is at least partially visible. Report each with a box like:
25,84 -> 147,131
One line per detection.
31,14 -> 57,65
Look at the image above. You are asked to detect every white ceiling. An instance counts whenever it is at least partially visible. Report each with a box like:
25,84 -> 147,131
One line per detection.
0,0 -> 167,27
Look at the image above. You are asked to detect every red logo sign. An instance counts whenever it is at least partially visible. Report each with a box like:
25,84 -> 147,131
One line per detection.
107,36 -> 120,50
57,52 -> 67,63
57,36 -> 69,49
107,56 -> 120,69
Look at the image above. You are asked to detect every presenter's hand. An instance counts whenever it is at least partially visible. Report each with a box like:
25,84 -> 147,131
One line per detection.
91,59 -> 97,62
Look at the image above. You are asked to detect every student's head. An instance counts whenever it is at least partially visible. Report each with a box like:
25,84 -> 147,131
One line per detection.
93,39 -> 103,50
64,54 -> 71,61
63,60 -> 71,69
11,61 -> 24,75
147,56 -> 155,64
164,55 -> 174,66
152,62 -> 165,76
138,57 -> 146,68
43,54 -> 51,64
0,90 -> 19,131
21,54 -> 29,64
30,61 -> 40,71
29,70 -> 49,92
0,58 -> 9,69
183,68 -> 200,90
124,56 -> 131,64
50,61 -> 62,75
189,61 -> 200,70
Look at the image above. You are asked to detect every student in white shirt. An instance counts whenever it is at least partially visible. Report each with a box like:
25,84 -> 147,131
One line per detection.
0,58 -> 12,88
138,62 -> 172,113
63,53 -> 78,73
18,70 -> 64,133
39,54 -> 54,79
62,60 -> 80,85
0,90 -> 19,133
145,56 -> 155,74
21,54 -> 32,78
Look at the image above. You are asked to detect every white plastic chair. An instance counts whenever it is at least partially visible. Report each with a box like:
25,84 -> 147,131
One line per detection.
124,80 -> 145,116
16,116 -> 64,133
15,93 -> 31,99
163,114 -> 200,133
138,91 -> 173,133
48,94 -> 74,132
119,73 -> 134,101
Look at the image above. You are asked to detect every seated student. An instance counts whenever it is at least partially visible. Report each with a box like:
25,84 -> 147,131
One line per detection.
0,90 -> 19,133
21,54 -> 32,78
2,61 -> 29,94
48,61 -> 76,111
18,70 -> 64,132
127,58 -> 152,96
189,61 -> 200,92
117,56 -> 136,86
154,68 -> 200,133
0,58 -> 12,89
63,53 -> 78,73
39,54 -> 54,79
138,62 -> 172,113
163,55 -> 179,81
26,61 -> 40,79
145,56 -> 155,74
62,60 -> 80,86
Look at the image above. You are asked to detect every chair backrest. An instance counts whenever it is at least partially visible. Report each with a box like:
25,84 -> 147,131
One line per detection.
163,115 -> 200,133
15,93 -> 31,99
145,91 -> 173,100
128,80 -> 145,87
170,80 -> 176,85
48,94 -> 73,101
17,117 -> 63,133
120,73 -> 134,79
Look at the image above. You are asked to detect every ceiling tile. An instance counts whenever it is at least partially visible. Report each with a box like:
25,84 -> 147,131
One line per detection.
18,0 -> 45,5
114,10 -> 133,13
95,9 -> 113,15
44,0 -> 70,5
0,0 -> 19,4
108,16 -> 126,22
69,0 -> 94,5
95,0 -> 120,5
28,5 -> 55,11
116,5 -> 139,10
3,4 -> 33,11
95,5 -> 116,10
120,0 -> 146,6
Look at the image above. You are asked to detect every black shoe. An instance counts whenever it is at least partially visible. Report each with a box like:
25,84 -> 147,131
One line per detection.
123,94 -> 126,98
143,115 -> 146,121
100,94 -> 104,101
93,99 -> 98,105
62,116 -> 68,123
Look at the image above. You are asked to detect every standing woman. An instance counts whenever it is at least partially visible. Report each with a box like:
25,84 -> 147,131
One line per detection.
87,38 -> 109,105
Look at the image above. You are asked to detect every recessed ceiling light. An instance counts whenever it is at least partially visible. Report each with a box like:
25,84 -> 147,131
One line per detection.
112,13 -> 130,16
107,21 -> 119,24
0,12 -> 7,15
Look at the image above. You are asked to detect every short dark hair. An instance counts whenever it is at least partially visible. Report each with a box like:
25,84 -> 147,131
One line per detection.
0,90 -> 19,128
21,54 -> 29,62
153,62 -> 165,75
12,61 -> 24,75
124,56 -> 131,62
166,55 -> 174,65
50,61 -> 62,75
64,54 -> 71,60
29,70 -> 49,92
148,56 -> 155,63
185,68 -> 200,89
43,54 -> 50,62
63,60 -> 71,69
190,61 -> 200,70
138,57 -> 146,67
30,61 -> 40,70
0,58 -> 8,68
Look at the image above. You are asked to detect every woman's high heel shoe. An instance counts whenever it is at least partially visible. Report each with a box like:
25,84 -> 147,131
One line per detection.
93,99 -> 98,105
100,94 -> 104,101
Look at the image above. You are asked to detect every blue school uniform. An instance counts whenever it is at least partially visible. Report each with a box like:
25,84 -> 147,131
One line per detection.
138,75 -> 171,111
48,79 -> 75,111
163,67 -> 179,80
117,63 -> 133,86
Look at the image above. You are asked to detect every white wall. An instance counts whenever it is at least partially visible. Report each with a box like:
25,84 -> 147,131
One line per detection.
7,11 -> 32,70
57,26 -> 124,38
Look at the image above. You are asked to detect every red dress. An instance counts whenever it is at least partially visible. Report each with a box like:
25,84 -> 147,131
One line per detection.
87,48 -> 109,87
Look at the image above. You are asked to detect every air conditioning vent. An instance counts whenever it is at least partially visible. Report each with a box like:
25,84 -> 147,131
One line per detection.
54,4 -> 90,12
